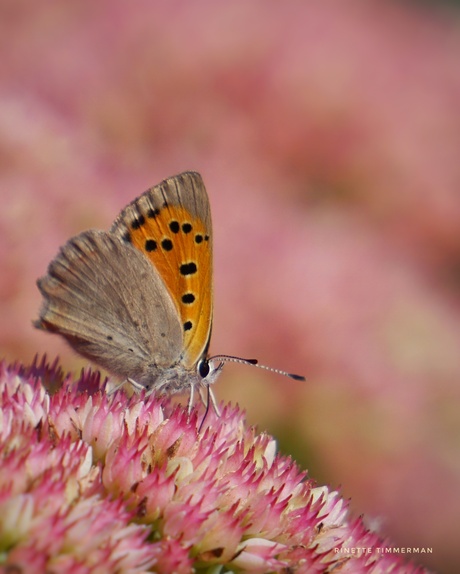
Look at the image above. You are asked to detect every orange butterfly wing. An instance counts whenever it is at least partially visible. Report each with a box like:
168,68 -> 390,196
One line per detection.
110,172 -> 213,369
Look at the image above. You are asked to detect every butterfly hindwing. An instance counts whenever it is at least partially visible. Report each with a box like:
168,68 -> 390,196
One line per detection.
35,230 -> 183,384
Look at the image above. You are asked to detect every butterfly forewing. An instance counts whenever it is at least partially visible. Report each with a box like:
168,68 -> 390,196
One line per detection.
110,172 -> 213,369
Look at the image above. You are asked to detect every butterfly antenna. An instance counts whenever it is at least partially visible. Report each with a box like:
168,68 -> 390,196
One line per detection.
209,354 -> 305,381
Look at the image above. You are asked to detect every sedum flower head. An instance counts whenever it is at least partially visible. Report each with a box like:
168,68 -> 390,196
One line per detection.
0,357 -> 430,573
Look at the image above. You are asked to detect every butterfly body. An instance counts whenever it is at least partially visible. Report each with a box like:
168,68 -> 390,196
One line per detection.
35,172 -> 219,396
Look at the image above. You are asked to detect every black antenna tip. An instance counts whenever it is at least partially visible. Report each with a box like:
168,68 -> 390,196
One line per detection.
246,359 -> 258,365
289,373 -> 306,381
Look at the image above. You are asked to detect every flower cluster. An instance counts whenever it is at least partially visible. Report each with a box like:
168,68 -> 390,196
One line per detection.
0,357 -> 429,573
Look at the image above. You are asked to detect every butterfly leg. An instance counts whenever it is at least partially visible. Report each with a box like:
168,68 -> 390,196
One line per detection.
187,383 -> 196,417
106,379 -> 128,396
208,387 -> 221,417
197,385 -> 221,416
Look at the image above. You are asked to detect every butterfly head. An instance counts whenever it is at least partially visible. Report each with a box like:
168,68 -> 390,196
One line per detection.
138,355 -> 223,396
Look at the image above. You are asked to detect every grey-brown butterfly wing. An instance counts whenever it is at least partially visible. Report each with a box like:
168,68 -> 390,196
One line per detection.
35,230 -> 183,386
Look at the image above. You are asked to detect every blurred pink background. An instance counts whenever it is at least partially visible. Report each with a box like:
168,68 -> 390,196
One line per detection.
1,2 -> 460,572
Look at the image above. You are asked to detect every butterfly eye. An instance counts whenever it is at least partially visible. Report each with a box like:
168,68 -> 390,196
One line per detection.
198,359 -> 210,379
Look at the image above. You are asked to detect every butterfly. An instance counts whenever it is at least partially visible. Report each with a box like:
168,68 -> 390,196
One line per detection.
35,172 -> 303,412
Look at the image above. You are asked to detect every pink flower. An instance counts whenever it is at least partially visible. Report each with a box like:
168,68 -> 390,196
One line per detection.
0,357 -> 430,573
